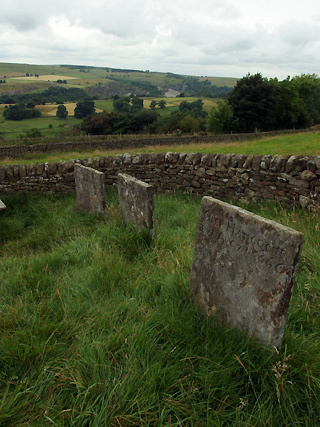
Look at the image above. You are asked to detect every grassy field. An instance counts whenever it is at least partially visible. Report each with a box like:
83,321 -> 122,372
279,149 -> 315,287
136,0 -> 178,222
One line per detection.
95,98 -> 218,116
1,131 -> 319,166
0,63 -> 111,92
0,62 -> 232,141
0,189 -> 319,426
10,75 -> 79,82
0,63 -> 237,95
0,96 -> 216,140
0,115 -> 82,140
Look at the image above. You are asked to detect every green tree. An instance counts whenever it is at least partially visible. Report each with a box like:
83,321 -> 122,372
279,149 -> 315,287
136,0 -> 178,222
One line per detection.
179,99 -> 206,117
228,73 -> 277,132
113,97 -> 131,113
206,100 -> 234,134
158,100 -> 167,109
290,74 -> 320,127
26,101 -> 35,109
271,77 -> 301,129
131,96 -> 143,110
3,104 -> 41,121
74,100 -> 95,118
56,104 -> 68,119
131,110 -> 158,132
150,100 -> 157,110
178,114 -> 200,133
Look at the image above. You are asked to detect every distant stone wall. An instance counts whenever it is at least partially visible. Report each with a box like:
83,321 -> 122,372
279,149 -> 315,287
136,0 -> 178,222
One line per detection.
1,152 -> 320,208
0,129 -> 308,159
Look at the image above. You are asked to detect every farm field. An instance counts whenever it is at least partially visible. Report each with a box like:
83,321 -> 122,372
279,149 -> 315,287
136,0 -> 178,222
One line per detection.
95,97 -> 218,114
0,188 -> 319,426
10,75 -> 78,82
0,62 -> 237,95
0,97 -> 216,140
1,131 -> 319,165
0,115 -> 82,140
35,103 -> 103,116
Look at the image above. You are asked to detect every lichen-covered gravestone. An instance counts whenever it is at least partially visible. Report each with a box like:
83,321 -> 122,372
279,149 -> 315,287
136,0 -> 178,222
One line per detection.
0,199 -> 6,211
117,173 -> 154,237
74,164 -> 106,215
190,196 -> 304,348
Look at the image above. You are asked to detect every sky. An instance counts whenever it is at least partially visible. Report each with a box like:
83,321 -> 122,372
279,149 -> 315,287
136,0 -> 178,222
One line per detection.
0,0 -> 319,80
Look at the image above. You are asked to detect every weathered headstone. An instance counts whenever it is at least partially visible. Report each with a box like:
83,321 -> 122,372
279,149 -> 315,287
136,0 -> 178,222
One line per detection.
189,196 -> 304,348
74,164 -> 106,215
117,173 -> 154,236
0,199 -> 6,211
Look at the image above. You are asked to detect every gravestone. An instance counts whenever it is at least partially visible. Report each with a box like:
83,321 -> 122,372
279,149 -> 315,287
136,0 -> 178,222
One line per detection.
74,164 -> 106,215
189,196 -> 304,348
117,173 -> 154,237
0,199 -> 6,211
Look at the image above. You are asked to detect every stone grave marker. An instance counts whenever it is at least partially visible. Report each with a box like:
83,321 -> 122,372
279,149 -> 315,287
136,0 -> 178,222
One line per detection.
189,196 -> 304,348
0,199 -> 6,211
117,173 -> 154,237
74,164 -> 106,215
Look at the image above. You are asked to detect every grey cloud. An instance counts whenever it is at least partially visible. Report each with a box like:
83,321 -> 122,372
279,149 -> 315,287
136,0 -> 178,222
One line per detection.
0,1 -> 69,30
276,21 -> 320,47
0,0 -> 319,81
0,12 -> 40,31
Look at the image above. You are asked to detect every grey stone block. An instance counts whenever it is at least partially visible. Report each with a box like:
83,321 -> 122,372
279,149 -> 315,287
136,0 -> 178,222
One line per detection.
117,173 -> 154,237
74,164 -> 106,215
190,196 -> 304,349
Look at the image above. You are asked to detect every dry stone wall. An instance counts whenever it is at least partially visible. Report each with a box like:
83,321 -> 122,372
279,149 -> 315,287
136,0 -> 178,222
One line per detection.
1,152 -> 320,208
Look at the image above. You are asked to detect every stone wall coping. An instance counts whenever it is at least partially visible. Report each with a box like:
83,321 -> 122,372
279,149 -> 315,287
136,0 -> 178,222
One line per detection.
1,152 -> 320,179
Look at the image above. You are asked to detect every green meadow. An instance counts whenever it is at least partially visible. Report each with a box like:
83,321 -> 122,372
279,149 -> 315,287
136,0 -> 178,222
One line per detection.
0,62 -> 237,96
95,97 -> 218,115
1,131 -> 319,166
0,188 -> 319,426
0,115 -> 82,140
0,96 -> 216,141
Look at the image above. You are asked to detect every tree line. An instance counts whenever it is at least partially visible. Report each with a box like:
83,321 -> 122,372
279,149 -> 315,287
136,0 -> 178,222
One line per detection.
81,97 -> 208,135
207,73 -> 320,134
81,73 -> 320,136
0,86 -> 88,105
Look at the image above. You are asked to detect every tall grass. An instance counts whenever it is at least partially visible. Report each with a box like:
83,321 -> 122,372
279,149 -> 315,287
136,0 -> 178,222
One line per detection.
0,189 -> 319,426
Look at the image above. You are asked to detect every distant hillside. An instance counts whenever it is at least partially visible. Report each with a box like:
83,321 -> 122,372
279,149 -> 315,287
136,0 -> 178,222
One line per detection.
0,62 -> 237,99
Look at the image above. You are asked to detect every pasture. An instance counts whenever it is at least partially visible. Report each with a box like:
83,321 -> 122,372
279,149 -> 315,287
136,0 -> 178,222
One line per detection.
10,75 -> 78,82
0,115 -> 82,140
95,97 -> 218,115
0,62 -> 236,97
1,131 -> 319,166
0,96 -> 215,140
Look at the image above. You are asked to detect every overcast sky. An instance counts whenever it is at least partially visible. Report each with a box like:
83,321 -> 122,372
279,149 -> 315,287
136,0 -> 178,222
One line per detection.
0,0 -> 319,80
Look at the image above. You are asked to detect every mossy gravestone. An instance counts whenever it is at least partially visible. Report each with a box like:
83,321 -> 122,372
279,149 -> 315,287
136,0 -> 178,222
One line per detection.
117,173 -> 155,237
189,196 -> 304,349
74,164 -> 106,215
